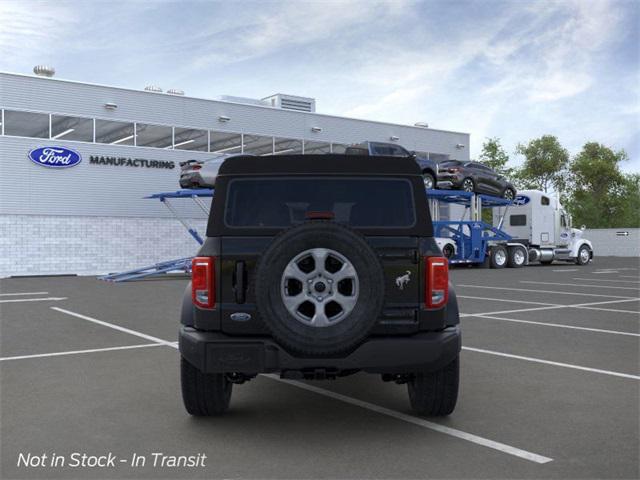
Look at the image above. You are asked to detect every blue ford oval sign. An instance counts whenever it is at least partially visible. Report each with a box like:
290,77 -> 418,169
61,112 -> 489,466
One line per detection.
28,146 -> 82,168
513,195 -> 530,206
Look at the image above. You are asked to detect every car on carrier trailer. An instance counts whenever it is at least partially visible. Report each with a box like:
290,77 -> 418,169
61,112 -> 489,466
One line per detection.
179,154 -> 461,417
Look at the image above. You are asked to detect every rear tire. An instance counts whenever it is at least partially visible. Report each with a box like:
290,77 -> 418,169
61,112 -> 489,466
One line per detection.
503,188 -> 516,201
507,246 -> 526,268
490,245 -> 508,269
181,357 -> 232,416
408,356 -> 459,416
461,178 -> 475,193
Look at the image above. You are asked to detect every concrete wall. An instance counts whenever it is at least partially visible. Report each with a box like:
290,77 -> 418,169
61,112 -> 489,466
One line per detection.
584,228 -> 640,257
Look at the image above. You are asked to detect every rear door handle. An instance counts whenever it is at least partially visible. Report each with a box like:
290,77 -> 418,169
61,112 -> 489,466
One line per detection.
233,261 -> 246,304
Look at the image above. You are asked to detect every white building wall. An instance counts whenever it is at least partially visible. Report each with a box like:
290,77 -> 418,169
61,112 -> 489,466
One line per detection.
584,228 -> 640,257
0,71 -> 472,277
0,215 -> 207,277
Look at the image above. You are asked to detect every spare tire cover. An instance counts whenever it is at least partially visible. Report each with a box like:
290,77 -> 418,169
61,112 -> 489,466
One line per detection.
255,221 -> 385,356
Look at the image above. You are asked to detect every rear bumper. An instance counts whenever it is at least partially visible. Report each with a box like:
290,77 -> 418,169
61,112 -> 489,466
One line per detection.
179,326 -> 461,375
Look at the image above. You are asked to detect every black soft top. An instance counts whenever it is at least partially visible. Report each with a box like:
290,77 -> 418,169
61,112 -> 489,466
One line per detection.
209,154 -> 432,237
218,154 -> 423,176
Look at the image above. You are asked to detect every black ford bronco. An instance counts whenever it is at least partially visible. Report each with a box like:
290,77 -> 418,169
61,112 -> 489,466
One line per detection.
179,154 -> 461,416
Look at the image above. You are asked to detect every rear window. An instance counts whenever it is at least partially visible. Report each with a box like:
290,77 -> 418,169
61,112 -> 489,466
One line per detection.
224,177 -> 416,228
510,214 -> 527,226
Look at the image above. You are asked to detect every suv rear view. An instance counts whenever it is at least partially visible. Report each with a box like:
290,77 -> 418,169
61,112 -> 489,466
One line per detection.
179,154 -> 461,416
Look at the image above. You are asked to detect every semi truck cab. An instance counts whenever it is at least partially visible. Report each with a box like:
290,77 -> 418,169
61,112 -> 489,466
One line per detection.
494,190 -> 593,265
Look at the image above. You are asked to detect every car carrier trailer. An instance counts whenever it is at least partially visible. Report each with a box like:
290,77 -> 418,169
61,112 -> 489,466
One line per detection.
429,189 -> 593,267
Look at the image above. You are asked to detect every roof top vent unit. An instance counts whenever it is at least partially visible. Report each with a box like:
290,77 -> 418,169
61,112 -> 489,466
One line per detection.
33,65 -> 55,77
216,95 -> 270,107
167,88 -> 185,96
262,93 -> 316,113
144,85 -> 163,93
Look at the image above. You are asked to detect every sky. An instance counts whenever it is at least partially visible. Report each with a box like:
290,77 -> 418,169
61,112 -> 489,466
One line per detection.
1,0 -> 638,172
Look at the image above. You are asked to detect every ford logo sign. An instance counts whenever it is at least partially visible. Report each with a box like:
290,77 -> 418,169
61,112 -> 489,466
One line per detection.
513,195 -> 530,206
28,146 -> 82,168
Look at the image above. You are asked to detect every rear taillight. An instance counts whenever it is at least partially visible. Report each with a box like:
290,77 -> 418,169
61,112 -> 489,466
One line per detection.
192,257 -> 215,309
191,165 -> 202,170
425,256 -> 448,308
448,167 -> 460,173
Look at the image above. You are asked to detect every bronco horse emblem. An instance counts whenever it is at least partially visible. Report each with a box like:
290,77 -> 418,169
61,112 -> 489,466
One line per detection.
395,270 -> 411,290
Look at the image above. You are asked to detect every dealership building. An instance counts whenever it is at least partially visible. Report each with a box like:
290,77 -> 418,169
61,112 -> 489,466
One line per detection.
0,69 -> 470,278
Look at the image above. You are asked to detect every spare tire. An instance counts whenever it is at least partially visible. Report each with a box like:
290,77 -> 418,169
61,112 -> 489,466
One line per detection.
255,221 -> 385,356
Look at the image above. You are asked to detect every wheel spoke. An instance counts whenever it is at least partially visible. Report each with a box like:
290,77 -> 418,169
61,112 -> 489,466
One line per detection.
283,262 -> 307,282
332,262 -> 357,282
310,248 -> 329,273
333,292 -> 357,312
310,307 -> 331,327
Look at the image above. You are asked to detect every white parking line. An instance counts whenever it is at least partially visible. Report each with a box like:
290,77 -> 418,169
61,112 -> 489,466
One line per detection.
0,343 -> 164,362
459,298 -> 640,317
521,281 -> 640,291
457,295 -> 559,307
593,271 -> 620,274
0,291 -> 49,296
0,297 -> 67,303
552,269 -> 579,272
51,307 -> 176,347
620,275 -> 640,279
456,284 -> 637,299
266,375 -> 553,464
466,314 -> 640,337
462,347 -> 640,380
573,278 -> 640,284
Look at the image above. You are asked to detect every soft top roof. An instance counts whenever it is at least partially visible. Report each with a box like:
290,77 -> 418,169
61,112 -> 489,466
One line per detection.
218,154 -> 422,176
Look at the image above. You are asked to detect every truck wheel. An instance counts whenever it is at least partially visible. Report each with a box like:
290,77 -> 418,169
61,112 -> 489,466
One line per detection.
423,172 -> 435,190
576,245 -> 591,265
255,221 -> 385,356
408,356 -> 459,416
181,357 -> 232,416
507,246 -> 526,268
490,245 -> 507,269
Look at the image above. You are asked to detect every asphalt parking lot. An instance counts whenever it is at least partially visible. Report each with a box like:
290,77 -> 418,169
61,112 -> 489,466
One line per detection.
1,257 -> 638,479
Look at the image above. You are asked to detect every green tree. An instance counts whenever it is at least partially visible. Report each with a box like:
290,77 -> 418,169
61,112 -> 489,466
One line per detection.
479,137 -> 513,177
565,142 -> 638,228
515,135 -> 569,193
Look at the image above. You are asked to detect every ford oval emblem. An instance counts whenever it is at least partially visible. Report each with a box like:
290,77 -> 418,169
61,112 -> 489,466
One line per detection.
513,195 -> 530,206
230,312 -> 252,322
28,146 -> 82,168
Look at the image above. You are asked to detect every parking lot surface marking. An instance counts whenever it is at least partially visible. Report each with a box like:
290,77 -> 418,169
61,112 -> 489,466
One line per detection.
51,307 -> 176,347
456,284 -> 637,299
520,281 -> 640,291
552,269 -> 579,272
467,314 -> 640,337
460,298 -> 640,318
0,343 -> 163,362
458,295 -> 560,307
0,296 -> 67,303
572,277 -> 640,284
266,374 -> 553,464
462,347 -> 640,380
0,291 -> 49,296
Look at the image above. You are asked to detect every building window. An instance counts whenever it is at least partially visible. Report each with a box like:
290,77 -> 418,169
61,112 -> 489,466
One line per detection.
273,137 -> 302,155
135,123 -> 173,148
51,114 -> 93,142
3,110 -> 49,138
303,140 -> 331,154
210,131 -> 243,154
95,119 -> 135,145
331,143 -> 347,154
173,127 -> 208,151
243,134 -> 273,155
